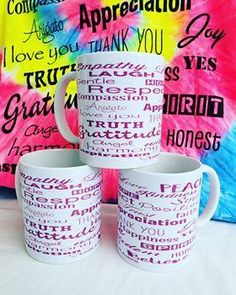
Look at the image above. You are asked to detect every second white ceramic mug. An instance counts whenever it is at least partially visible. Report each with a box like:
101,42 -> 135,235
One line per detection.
54,51 -> 164,169
15,149 -> 102,264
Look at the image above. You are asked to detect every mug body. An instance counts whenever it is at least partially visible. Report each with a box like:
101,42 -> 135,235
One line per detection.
17,149 -> 102,264
117,153 -> 203,272
76,51 -> 164,169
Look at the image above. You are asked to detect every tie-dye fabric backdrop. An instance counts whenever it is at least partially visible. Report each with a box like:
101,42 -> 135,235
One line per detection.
0,0 -> 235,221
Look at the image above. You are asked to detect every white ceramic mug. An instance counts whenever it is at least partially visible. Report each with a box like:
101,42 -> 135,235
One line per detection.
117,153 -> 220,272
15,149 -> 102,264
54,51 -> 164,169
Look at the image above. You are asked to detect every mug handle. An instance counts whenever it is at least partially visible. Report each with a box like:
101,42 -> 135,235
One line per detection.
197,164 -> 220,227
15,164 -> 23,207
54,71 -> 79,143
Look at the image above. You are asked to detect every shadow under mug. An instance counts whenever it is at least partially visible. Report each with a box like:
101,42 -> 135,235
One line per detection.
54,51 -> 164,169
15,149 -> 102,264
117,152 -> 220,272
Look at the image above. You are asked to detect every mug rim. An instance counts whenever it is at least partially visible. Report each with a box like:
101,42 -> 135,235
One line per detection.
19,149 -> 89,170
131,152 -> 202,176
75,51 -> 165,61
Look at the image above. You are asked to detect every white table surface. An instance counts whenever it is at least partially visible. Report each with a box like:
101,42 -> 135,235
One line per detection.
0,198 -> 236,295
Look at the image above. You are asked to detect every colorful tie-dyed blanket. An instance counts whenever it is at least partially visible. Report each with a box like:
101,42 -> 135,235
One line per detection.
0,0 -> 235,221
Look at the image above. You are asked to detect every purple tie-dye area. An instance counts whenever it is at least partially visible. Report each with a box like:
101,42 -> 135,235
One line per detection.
0,0 -> 235,221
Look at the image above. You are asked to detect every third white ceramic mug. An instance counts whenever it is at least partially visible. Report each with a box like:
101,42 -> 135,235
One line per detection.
54,51 -> 164,169
117,153 -> 220,272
